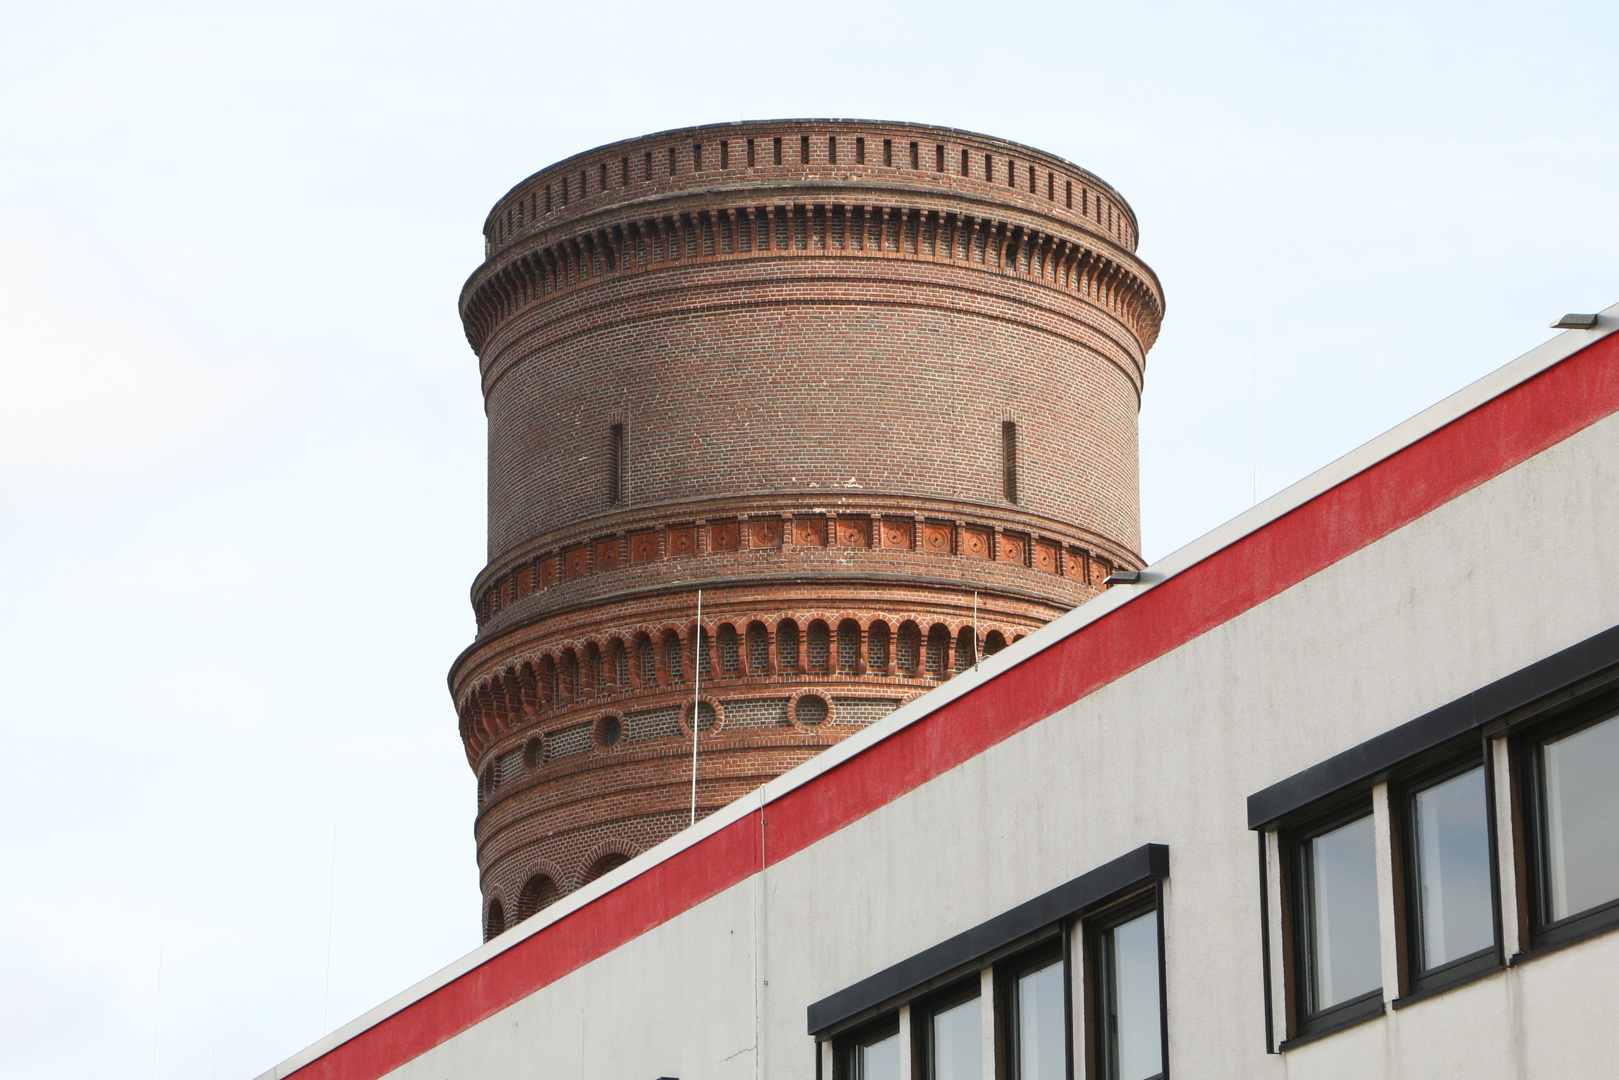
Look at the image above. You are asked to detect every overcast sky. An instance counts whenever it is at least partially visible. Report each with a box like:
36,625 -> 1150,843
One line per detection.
1,2 -> 1614,1077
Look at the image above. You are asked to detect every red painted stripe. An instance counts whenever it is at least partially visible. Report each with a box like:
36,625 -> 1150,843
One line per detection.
287,330 -> 1619,1080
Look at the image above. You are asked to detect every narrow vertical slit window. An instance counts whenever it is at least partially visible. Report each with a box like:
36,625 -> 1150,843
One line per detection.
1095,903 -> 1164,1080
774,136 -> 783,165
608,423 -> 625,505
1001,420 -> 1018,503
801,134 -> 810,163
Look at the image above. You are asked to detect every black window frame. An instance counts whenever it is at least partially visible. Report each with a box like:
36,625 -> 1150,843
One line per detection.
1085,888 -> 1166,1080
811,846 -> 1167,1077
1516,693 -> 1619,953
995,938 -> 1069,1080
1280,799 -> 1385,1045
913,977 -> 985,1080
836,1013 -> 902,1080
1390,746 -> 1502,1002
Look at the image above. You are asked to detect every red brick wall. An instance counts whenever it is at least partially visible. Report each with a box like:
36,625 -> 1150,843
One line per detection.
453,120 -> 1163,939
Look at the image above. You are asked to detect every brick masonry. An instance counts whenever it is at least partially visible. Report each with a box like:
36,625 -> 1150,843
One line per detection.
452,119 -> 1164,940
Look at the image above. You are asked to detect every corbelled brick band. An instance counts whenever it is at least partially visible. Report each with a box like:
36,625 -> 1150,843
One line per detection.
452,119 -> 1163,939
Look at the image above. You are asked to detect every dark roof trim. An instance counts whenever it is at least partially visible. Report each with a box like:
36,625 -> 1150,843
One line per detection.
806,843 -> 1168,1035
1248,622 -> 1619,829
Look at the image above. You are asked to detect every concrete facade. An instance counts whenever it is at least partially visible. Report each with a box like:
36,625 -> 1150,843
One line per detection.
451,120 -> 1164,933
267,305 -> 1619,1079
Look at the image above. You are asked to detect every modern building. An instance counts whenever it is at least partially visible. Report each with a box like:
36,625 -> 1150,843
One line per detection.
258,283 -> 1619,1080
451,120 -> 1163,935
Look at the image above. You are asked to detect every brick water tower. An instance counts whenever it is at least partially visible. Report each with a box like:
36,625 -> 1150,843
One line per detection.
451,120 -> 1163,939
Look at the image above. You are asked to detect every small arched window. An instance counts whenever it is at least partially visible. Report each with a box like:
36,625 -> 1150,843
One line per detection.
897,622 -> 921,674
718,625 -> 740,674
926,625 -> 952,677
837,620 -> 862,674
584,853 -> 630,885
746,622 -> 769,674
778,620 -> 801,672
516,875 -> 557,922
662,631 -> 684,682
955,627 -> 977,672
808,621 -> 831,673
867,621 -> 891,673
484,899 -> 506,942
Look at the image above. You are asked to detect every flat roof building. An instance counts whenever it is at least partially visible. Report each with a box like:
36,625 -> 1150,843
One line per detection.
260,300 -> 1619,1080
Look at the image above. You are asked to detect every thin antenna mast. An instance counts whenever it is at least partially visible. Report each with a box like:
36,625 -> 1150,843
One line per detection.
1253,330 -> 1260,506
322,826 -> 337,1034
690,589 -> 702,826
151,941 -> 163,1080
972,592 -> 979,669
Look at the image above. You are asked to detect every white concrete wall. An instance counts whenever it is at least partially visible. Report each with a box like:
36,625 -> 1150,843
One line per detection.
384,409 -> 1619,1080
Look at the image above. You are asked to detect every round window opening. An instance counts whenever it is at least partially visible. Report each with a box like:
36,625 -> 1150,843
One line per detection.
688,701 -> 718,734
794,694 -> 829,727
596,715 -> 622,748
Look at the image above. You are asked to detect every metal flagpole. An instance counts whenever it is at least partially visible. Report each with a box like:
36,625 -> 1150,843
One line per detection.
690,589 -> 702,826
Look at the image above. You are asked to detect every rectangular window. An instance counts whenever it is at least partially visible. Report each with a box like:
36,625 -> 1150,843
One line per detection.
747,138 -> 756,167
608,423 -> 625,505
884,139 -> 893,166
845,1018 -> 901,1080
774,136 -> 783,165
1006,947 -> 1065,1080
910,141 -> 919,169
801,134 -> 810,164
720,140 -> 729,168
1094,901 -> 1164,1080
919,985 -> 981,1080
1527,703 -> 1619,946
856,136 -> 866,164
1001,421 -> 1018,503
693,143 -> 703,170
1291,806 -> 1382,1034
829,135 -> 837,164
936,143 -> 944,171
1402,758 -> 1496,991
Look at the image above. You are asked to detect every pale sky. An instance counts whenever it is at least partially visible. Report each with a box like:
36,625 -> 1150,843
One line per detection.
1,2 -> 1614,1077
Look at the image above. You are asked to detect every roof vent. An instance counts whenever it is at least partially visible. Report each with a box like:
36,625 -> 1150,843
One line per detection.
1552,313 -> 1600,330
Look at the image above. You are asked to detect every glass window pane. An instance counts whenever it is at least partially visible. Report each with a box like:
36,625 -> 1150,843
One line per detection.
1542,714 -> 1619,921
1411,765 -> 1494,968
1305,813 -> 1381,1010
930,996 -> 982,1080
1015,959 -> 1065,1080
855,1029 -> 901,1080
1107,910 -> 1163,1080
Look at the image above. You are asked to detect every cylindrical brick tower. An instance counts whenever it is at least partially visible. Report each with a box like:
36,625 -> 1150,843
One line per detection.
452,120 -> 1163,939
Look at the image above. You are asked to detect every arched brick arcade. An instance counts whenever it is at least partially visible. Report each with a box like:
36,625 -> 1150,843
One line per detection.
452,119 -> 1163,939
